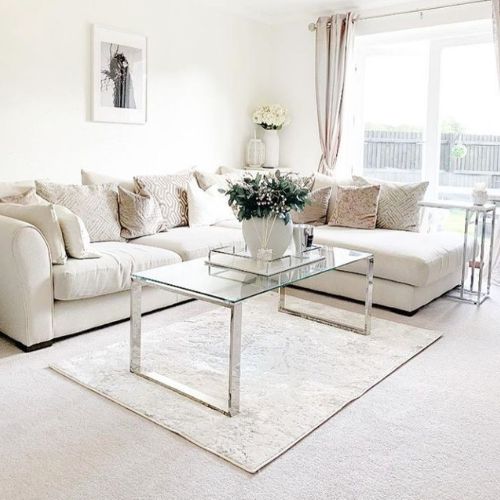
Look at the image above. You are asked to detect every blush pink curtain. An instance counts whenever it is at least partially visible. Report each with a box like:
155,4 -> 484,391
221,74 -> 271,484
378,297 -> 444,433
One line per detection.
315,13 -> 356,175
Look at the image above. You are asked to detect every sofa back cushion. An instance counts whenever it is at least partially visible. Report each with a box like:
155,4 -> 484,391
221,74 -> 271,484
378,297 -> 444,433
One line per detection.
81,169 -> 136,192
134,173 -> 192,229
0,204 -> 67,264
353,176 -> 429,232
35,181 -> 122,242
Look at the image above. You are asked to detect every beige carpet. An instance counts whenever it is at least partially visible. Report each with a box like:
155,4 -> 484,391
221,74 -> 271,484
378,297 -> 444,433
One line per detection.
1,288 -> 500,499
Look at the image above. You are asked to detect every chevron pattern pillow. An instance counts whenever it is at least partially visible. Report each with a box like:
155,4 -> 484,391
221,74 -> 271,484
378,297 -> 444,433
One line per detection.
353,176 -> 428,232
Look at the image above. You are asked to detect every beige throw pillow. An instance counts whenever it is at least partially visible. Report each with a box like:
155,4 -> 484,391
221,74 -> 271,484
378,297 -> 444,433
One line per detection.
328,185 -> 381,230
36,181 -> 122,242
118,186 -> 163,239
292,186 -> 332,225
312,172 -> 354,222
134,173 -> 192,229
353,176 -> 429,232
0,187 -> 48,205
0,204 -> 67,264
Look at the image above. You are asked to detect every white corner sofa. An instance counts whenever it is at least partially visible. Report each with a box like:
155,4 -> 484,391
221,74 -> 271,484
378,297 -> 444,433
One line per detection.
0,206 -> 465,351
0,169 -> 469,351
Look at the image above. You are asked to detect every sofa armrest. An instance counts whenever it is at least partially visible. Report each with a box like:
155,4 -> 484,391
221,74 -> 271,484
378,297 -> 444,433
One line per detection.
0,215 -> 54,349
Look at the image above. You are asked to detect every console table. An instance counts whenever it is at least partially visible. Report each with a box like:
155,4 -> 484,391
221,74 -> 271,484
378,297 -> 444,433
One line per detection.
419,200 -> 496,306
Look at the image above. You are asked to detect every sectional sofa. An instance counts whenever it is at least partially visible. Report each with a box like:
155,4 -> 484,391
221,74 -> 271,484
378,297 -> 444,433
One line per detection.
0,171 -> 466,351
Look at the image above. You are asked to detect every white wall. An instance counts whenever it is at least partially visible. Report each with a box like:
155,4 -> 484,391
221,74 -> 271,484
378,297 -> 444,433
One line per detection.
0,0 -> 271,182
268,21 -> 319,174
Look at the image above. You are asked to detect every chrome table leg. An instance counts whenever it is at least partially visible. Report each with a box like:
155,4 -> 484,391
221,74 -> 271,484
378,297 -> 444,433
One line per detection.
130,279 -> 142,373
279,255 -> 374,336
129,282 -> 242,417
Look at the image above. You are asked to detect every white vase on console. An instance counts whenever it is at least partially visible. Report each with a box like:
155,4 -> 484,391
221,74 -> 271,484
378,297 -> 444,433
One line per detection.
262,129 -> 280,168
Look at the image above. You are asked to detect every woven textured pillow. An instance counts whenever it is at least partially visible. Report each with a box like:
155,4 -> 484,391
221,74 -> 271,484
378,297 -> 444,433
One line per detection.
35,181 -> 122,242
353,176 -> 428,232
292,186 -> 332,225
328,185 -> 380,230
134,173 -> 192,229
118,186 -> 163,239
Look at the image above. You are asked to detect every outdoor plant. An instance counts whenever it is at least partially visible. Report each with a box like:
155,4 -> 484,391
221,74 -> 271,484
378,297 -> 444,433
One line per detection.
225,171 -> 311,224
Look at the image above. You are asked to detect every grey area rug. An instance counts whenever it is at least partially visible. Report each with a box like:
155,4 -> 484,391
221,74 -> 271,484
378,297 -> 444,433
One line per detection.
50,295 -> 441,473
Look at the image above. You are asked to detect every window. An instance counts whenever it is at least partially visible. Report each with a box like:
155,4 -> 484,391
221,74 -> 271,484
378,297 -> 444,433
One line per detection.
439,42 -> 500,197
356,21 -> 500,199
362,41 -> 428,184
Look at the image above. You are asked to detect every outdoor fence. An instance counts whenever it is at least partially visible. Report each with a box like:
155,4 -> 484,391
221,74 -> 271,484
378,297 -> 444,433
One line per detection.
364,130 -> 500,189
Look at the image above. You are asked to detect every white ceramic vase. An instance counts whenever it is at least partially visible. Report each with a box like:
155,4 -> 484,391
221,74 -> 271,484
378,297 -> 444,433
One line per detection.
242,216 -> 293,259
262,129 -> 279,168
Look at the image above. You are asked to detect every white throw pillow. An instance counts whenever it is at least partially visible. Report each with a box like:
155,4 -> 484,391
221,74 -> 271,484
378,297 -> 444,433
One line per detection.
187,181 -> 235,227
0,204 -> 67,264
53,205 -> 101,259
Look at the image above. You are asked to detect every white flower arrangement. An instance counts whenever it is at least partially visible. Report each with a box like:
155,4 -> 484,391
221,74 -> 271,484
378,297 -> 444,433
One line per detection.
252,104 -> 289,130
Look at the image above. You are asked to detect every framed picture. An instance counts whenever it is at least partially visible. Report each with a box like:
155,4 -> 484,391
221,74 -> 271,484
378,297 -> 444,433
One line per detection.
92,25 -> 147,124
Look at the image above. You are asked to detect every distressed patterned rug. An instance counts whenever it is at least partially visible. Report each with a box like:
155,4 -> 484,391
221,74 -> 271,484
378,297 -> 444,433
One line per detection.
51,295 -> 441,473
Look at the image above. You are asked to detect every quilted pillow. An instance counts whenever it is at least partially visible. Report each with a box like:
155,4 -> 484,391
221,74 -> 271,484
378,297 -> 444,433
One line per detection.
35,181 -> 122,242
328,185 -> 381,230
134,173 -> 193,229
353,176 -> 429,232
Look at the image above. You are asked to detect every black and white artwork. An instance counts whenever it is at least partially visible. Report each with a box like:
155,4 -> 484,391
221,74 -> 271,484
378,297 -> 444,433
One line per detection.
93,26 -> 146,124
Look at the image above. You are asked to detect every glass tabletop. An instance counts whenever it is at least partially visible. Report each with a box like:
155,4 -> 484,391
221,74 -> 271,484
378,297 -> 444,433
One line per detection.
132,246 -> 372,304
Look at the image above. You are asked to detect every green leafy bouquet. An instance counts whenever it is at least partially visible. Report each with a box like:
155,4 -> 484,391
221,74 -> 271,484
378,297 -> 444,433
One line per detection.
225,171 -> 311,224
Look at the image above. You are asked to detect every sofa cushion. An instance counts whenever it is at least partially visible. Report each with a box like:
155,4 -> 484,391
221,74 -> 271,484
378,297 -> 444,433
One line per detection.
53,242 -> 181,300
133,226 -> 244,261
312,226 -> 465,287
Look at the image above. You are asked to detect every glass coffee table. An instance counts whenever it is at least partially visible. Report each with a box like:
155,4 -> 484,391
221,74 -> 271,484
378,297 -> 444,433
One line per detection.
130,246 -> 374,417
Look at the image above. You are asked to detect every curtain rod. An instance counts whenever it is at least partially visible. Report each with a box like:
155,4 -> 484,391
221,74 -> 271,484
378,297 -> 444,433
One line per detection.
308,0 -> 491,31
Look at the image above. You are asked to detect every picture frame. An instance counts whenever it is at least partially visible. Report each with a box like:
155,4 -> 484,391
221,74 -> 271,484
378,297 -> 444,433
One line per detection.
92,25 -> 147,124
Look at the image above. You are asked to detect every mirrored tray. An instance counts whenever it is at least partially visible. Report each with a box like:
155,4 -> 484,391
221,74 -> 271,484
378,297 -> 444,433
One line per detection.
206,243 -> 325,277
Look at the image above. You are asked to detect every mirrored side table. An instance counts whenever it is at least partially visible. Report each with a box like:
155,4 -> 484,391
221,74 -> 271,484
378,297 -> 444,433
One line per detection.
419,200 -> 496,307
